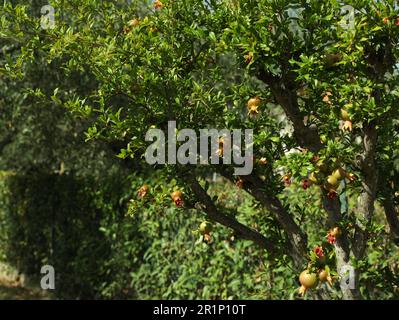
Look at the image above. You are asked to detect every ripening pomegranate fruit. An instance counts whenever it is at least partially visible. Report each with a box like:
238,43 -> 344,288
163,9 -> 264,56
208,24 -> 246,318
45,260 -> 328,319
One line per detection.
302,179 -> 311,190
318,269 -> 328,282
322,91 -> 332,104
247,96 -> 261,109
329,227 -> 341,237
203,233 -> 211,243
236,178 -> 244,189
282,174 -> 292,186
171,190 -> 183,201
218,137 -> 225,157
309,172 -> 320,185
258,157 -> 268,165
342,120 -> 353,132
327,175 -> 339,188
128,18 -> 140,27
346,172 -> 357,182
327,189 -> 338,200
138,184 -> 150,198
298,270 -> 318,296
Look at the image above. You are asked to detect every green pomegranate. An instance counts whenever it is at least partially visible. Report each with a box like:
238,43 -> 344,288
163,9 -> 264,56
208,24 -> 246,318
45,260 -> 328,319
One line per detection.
309,172 -> 319,184
199,221 -> 213,235
332,167 -> 346,180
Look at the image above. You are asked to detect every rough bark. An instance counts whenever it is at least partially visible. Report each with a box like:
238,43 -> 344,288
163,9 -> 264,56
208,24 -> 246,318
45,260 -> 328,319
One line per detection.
322,194 -> 362,300
240,174 -> 308,267
256,69 -> 323,153
353,123 -> 378,260
217,168 -> 308,267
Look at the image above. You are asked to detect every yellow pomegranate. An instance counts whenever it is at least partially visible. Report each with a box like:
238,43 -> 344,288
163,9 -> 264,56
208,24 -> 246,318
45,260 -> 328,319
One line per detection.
298,270 -> 318,296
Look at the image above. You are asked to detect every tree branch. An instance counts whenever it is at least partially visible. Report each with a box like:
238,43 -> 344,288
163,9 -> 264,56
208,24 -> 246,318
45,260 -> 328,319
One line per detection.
217,168 -> 307,267
184,173 -> 278,255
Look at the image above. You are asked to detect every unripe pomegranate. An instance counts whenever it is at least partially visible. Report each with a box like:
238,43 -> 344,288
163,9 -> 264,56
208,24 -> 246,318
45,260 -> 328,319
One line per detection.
244,52 -> 253,64
327,175 -> 338,186
128,18 -> 140,27
171,191 -> 183,201
248,105 -> 259,117
138,184 -> 150,198
327,175 -> 339,188
346,172 -> 357,182
154,0 -> 163,9
318,269 -> 328,282
282,174 -> 292,186
329,227 -> 341,237
302,179 -> 311,190
316,160 -> 329,173
298,270 -> 318,296
309,172 -> 320,185
327,189 -> 338,200
247,96 -> 261,109
340,109 -> 351,121
257,157 -> 268,165
236,178 -> 244,189
342,120 -> 353,132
